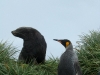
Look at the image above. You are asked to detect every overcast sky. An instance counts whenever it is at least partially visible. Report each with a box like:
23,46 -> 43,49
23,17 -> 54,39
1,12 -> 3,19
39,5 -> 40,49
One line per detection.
0,0 -> 100,59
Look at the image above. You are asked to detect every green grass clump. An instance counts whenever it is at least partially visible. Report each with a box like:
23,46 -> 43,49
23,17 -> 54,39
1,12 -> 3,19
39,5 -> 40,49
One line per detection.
0,58 -> 58,75
0,41 -> 58,75
0,41 -> 16,63
76,30 -> 100,75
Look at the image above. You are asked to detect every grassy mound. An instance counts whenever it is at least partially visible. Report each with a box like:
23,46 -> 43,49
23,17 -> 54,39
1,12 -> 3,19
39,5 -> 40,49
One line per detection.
0,41 -> 58,75
76,30 -> 100,75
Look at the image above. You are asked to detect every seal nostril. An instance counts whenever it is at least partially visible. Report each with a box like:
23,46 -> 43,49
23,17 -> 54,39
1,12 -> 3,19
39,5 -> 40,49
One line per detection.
11,31 -> 14,34
11,31 -> 13,33
53,39 -> 58,41
11,31 -> 16,35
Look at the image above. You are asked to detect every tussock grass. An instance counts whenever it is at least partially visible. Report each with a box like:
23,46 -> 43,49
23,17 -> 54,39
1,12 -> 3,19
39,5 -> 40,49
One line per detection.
76,30 -> 100,75
0,41 -> 16,63
0,41 -> 58,75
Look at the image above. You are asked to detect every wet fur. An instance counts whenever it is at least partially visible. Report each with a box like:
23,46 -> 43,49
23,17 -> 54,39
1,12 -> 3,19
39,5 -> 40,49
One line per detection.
12,27 -> 47,64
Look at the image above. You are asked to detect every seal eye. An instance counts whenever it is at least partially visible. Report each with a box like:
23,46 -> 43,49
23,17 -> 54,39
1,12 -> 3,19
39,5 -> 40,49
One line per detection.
66,42 -> 70,47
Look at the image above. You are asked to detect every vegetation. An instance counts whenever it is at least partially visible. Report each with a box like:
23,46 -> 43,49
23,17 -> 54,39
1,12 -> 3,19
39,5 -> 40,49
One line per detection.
76,30 -> 100,75
0,41 -> 58,75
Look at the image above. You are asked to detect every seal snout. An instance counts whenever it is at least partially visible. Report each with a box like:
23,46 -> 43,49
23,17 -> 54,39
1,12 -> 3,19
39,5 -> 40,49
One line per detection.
53,39 -> 58,41
11,30 -> 17,36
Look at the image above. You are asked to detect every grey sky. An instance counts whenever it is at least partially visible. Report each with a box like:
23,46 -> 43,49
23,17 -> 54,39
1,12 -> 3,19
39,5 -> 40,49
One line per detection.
0,0 -> 100,59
